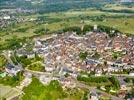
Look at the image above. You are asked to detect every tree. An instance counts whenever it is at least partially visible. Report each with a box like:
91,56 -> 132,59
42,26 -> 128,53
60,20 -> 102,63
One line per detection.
109,76 -> 120,90
92,51 -> 100,59
103,61 -> 107,67
0,55 -> 7,68
97,25 -> 120,37
63,26 -> 81,35
82,25 -> 93,34
34,28 -> 49,35
79,51 -> 88,61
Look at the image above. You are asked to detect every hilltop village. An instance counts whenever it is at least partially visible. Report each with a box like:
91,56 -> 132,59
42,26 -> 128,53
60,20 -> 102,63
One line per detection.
0,25 -> 134,100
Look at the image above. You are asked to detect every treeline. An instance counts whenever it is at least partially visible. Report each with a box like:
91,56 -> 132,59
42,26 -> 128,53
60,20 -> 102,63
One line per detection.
77,75 -> 120,89
0,0 -> 114,13
109,76 -> 120,90
15,27 -> 29,33
98,25 -> 121,37
34,28 -> 49,35
124,77 -> 134,84
63,25 -> 93,35
62,24 -> 121,37
77,75 -> 112,86
100,9 -> 134,14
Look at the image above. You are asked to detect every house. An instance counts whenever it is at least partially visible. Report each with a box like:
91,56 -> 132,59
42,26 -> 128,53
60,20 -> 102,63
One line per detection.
39,75 -> 52,85
5,63 -> 21,76
60,77 -> 76,88
129,71 -> 134,76
119,77 -> 127,92
88,91 -> 99,100
95,70 -> 102,76
114,43 -> 122,51
45,66 -> 54,72
27,52 -> 35,58
34,39 -> 43,47
16,50 -> 35,58
118,90 -> 127,99
94,25 -> 98,31
3,16 -> 10,20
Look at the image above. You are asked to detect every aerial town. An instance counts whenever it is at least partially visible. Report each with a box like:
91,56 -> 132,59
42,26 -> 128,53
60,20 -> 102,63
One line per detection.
0,25 -> 134,100
0,0 -> 134,100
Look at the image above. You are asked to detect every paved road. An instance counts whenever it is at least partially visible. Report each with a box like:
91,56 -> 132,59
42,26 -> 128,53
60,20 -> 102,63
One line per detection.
110,74 -> 134,77
24,69 -> 53,78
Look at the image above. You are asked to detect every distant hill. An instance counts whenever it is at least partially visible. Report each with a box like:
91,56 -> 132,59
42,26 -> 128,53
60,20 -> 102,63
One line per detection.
120,0 -> 134,2
0,0 -> 134,13
0,0 -> 115,12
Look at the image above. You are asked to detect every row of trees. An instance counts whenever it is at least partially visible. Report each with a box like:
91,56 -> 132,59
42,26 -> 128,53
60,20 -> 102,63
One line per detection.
63,25 -> 93,35
77,75 -> 120,90
97,25 -> 121,37
34,28 -> 49,35
124,77 -> 134,84
15,27 -> 29,33
108,76 -> 120,90
77,75 -> 111,86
